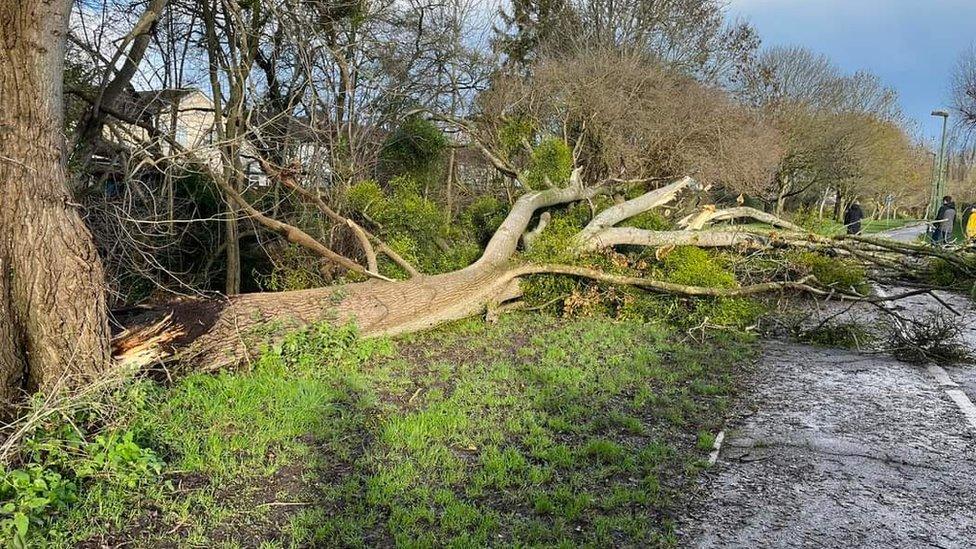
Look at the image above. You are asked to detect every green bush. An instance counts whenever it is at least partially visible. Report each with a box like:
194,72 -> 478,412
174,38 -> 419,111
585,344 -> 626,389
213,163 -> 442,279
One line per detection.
498,117 -> 535,159
523,214 -> 585,265
345,177 -> 471,275
790,252 -> 867,294
462,196 -> 509,244
346,180 -> 386,216
380,116 -> 447,177
523,138 -> 573,190
661,247 -> 736,289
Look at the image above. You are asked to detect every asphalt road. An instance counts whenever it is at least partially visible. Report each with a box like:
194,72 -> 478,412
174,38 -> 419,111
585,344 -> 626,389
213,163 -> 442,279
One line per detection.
679,226 -> 976,548
880,222 -> 930,243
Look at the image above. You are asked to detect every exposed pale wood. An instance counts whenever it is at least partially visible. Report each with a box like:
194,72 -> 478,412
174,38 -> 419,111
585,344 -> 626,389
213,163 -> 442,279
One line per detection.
577,177 -> 696,243
514,265 -> 824,298
680,206 -> 807,232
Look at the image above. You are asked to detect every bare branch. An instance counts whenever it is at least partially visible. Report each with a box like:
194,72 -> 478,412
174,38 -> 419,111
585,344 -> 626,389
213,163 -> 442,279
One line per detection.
679,206 -> 807,232
515,264 -> 825,298
577,176 -> 696,242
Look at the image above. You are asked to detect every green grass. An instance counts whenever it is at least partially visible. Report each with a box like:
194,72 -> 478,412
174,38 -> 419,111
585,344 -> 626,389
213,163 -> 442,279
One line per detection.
34,314 -> 754,548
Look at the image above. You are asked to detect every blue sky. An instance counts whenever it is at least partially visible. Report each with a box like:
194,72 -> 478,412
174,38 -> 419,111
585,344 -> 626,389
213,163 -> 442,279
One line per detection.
727,0 -> 976,144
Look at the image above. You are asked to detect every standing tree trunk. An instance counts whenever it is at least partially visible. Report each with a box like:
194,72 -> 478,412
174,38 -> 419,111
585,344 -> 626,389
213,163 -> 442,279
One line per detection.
774,173 -> 791,217
0,0 -> 110,404
833,188 -> 845,221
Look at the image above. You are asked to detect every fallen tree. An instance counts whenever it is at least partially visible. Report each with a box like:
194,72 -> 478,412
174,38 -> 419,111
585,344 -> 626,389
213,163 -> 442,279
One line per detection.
113,169 -> 838,370
117,158 -> 976,374
109,111 -> 976,374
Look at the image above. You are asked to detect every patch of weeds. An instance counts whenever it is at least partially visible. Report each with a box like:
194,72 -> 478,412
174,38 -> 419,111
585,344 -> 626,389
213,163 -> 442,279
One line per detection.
0,391 -> 163,547
696,431 -> 717,451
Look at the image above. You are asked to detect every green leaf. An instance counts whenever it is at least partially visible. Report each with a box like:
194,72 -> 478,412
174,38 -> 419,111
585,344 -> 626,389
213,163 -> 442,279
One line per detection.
12,512 -> 28,537
26,497 -> 49,510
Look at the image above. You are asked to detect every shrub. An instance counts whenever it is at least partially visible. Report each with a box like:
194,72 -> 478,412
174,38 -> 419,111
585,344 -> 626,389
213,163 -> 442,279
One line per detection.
659,247 -> 765,329
345,178 -> 465,275
346,180 -> 385,215
522,213 -> 585,265
789,252 -> 867,294
661,247 -> 736,289
523,138 -> 573,190
462,196 -> 509,244
380,116 -> 447,177
498,117 -> 535,159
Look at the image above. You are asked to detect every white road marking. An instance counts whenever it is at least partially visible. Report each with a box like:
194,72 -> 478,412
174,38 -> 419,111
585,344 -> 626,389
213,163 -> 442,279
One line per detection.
708,430 -> 726,465
945,390 -> 976,432
927,365 -> 959,387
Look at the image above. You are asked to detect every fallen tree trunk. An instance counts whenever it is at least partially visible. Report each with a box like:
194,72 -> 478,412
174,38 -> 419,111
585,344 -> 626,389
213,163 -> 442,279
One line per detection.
113,173 -> 961,373
114,175 -> 783,369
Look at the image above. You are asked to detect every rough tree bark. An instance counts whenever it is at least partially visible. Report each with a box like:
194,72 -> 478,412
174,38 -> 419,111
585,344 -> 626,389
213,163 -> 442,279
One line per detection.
0,0 -> 111,403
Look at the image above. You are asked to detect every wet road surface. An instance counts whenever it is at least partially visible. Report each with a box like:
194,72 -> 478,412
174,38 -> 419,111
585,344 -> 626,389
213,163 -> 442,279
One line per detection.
679,227 -> 976,548
679,342 -> 976,548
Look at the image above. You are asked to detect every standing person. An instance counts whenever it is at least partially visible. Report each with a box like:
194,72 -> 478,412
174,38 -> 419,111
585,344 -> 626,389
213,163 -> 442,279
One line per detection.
933,195 -> 957,245
843,199 -> 864,235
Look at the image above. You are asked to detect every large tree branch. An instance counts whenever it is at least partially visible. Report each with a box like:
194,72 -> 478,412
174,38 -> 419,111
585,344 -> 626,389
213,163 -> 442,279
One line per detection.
254,156 -> 421,278
679,206 -> 807,232
577,176 -> 697,242
514,264 -> 825,298
578,228 -> 772,251
477,168 -> 606,266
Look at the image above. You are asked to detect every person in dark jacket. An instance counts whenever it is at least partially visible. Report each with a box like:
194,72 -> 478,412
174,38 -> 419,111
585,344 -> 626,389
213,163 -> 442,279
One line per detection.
843,199 -> 864,235
933,195 -> 957,245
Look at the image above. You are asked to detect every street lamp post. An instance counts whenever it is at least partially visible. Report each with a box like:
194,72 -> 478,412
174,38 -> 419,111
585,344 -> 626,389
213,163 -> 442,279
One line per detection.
929,110 -> 950,219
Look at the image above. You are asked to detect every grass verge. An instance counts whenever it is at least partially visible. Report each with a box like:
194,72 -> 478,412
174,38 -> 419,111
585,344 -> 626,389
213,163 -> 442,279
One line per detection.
11,313 -> 755,548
